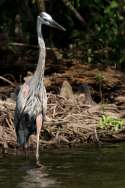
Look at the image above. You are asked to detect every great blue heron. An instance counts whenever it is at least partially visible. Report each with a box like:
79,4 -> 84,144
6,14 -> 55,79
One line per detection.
14,12 -> 65,165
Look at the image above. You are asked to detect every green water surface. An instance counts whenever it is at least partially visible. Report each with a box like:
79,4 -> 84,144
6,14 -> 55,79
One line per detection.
0,144 -> 125,188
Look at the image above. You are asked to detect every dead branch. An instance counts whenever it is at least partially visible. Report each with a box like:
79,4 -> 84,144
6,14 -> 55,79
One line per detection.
0,76 -> 16,87
62,0 -> 85,24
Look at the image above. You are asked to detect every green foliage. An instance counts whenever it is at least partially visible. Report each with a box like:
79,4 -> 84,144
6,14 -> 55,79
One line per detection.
0,0 -> 125,66
98,114 -> 125,131
70,0 -> 125,65
32,0 -> 36,4
95,71 -> 104,83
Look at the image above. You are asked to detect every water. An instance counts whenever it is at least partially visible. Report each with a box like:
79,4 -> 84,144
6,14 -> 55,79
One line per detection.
0,144 -> 125,188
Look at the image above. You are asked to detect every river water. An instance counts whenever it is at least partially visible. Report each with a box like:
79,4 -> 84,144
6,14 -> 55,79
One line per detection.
0,143 -> 125,188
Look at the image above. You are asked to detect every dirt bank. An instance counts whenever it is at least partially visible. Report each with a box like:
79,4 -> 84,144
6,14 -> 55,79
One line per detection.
0,92 -> 125,154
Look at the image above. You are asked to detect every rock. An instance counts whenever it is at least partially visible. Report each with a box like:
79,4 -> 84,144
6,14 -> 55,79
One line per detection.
60,80 -> 75,101
76,84 -> 96,105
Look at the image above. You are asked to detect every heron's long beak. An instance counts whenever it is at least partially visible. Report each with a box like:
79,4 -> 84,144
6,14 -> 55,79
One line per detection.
51,20 -> 66,31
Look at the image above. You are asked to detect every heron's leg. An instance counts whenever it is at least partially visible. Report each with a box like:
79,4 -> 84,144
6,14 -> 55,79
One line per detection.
24,142 -> 29,160
36,114 -> 43,165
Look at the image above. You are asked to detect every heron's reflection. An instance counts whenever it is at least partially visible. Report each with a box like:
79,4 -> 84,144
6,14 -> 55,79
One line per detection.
18,165 -> 57,188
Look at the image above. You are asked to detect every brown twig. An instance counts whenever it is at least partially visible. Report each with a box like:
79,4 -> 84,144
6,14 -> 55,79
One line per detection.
62,0 -> 85,24
0,76 -> 16,87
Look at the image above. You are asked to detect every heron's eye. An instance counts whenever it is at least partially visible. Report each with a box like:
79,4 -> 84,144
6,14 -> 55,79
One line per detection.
43,18 -> 48,22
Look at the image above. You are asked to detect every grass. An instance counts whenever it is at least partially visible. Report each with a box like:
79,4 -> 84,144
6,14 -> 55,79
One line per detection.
98,114 -> 125,131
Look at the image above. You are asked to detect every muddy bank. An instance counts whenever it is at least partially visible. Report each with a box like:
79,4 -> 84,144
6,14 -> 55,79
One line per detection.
0,91 -> 125,154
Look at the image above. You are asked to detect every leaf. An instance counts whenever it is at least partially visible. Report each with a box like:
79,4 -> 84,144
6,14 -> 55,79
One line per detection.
110,1 -> 118,9
98,114 -> 125,131
32,0 -> 36,4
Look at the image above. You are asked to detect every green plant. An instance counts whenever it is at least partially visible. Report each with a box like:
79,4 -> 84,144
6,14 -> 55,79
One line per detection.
98,114 -> 125,131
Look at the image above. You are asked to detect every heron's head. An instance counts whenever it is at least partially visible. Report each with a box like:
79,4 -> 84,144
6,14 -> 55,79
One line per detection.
39,12 -> 66,31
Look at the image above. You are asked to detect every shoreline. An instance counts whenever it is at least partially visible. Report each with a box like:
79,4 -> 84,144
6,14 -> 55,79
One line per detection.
0,93 -> 125,155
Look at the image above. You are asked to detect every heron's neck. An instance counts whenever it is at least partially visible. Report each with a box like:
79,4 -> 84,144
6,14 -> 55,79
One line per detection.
31,22 -> 46,85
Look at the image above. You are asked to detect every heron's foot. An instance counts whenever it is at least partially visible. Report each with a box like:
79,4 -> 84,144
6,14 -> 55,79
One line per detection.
36,160 -> 43,168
